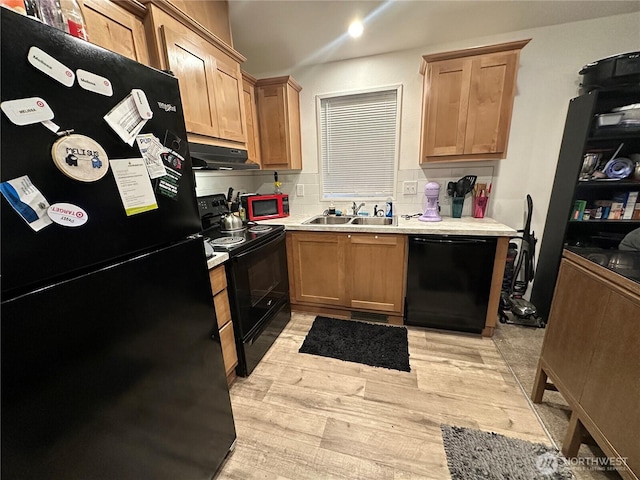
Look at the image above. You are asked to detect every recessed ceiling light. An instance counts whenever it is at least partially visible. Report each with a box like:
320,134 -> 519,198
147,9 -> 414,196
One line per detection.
348,20 -> 363,38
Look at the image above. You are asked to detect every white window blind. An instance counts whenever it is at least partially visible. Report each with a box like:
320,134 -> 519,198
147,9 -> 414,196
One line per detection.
319,87 -> 400,199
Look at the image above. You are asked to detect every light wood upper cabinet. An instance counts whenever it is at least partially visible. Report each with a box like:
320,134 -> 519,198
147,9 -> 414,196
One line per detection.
420,39 -> 529,163
81,0 -> 149,64
287,232 -> 407,317
164,0 -> 232,46
256,76 -> 302,170
162,25 -> 219,137
144,3 -> 247,147
242,72 -> 262,167
212,52 -> 246,143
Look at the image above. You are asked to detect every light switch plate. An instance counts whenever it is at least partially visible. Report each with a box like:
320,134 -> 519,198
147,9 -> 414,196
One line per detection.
403,181 -> 417,195
296,184 -> 304,196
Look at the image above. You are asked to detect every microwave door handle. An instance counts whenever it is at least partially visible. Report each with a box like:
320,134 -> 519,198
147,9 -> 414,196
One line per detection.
232,231 -> 286,261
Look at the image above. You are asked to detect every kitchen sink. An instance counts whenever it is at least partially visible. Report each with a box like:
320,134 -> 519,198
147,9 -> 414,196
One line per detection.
303,215 -> 354,224
302,215 -> 396,226
349,217 -> 396,225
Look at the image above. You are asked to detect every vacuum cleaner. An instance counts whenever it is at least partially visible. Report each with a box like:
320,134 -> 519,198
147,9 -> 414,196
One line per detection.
499,194 -> 545,327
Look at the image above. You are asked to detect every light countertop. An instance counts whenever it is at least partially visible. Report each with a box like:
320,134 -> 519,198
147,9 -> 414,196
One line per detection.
257,213 -> 516,237
207,252 -> 229,270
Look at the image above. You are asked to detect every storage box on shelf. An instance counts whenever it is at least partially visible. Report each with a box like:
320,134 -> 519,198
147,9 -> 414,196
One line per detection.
531,84 -> 640,321
419,39 -> 530,163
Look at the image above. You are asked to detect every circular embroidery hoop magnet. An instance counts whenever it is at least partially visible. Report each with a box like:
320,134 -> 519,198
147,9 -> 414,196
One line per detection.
51,134 -> 109,182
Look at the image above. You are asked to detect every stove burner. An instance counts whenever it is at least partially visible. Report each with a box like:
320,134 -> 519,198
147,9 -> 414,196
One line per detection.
211,237 -> 246,248
248,225 -> 273,233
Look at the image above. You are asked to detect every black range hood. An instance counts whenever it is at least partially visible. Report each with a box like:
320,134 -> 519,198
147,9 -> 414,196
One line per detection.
189,142 -> 259,170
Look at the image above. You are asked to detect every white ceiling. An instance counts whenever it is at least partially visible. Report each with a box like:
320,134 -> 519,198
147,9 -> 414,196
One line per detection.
228,0 -> 640,74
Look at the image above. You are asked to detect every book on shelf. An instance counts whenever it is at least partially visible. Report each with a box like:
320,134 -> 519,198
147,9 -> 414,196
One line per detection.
593,200 -> 611,220
571,200 -> 587,221
622,191 -> 639,220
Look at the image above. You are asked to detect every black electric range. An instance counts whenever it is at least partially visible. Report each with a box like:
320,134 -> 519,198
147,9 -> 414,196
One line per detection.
197,193 -> 291,377
198,194 -> 285,257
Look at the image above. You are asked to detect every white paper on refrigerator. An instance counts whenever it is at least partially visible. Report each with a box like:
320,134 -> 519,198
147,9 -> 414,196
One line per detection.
110,158 -> 158,216
135,133 -> 168,179
104,90 -> 153,146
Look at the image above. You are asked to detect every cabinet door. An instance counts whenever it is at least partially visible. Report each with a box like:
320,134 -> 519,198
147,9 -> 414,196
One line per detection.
257,83 -> 290,168
464,51 -> 518,155
243,77 -> 261,165
161,25 -> 219,138
424,58 -> 472,157
211,51 -> 247,144
82,0 -> 148,64
541,260 -> 609,400
289,233 -> 347,306
346,234 -> 406,314
219,321 -> 238,377
578,291 -> 640,475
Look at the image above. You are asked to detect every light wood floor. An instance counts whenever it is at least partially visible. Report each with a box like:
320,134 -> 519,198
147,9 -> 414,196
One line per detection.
216,313 -> 551,479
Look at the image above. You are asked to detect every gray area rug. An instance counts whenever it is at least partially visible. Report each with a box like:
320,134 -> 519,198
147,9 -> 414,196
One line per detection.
441,425 -> 574,480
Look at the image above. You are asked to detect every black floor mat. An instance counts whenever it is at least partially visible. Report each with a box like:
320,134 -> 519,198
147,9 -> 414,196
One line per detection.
298,316 -> 410,372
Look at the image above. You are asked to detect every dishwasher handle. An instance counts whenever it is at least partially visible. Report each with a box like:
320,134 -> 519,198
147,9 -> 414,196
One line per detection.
410,236 -> 492,245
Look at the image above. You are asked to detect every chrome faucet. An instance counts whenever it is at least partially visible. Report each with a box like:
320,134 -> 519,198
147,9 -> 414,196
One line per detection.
352,202 -> 365,215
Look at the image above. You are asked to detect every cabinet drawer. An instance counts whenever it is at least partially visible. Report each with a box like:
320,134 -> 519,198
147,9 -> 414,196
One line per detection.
214,289 -> 232,329
219,321 -> 238,376
209,265 -> 227,296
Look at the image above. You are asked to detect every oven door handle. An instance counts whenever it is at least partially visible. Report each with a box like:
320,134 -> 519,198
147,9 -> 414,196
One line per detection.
232,231 -> 286,260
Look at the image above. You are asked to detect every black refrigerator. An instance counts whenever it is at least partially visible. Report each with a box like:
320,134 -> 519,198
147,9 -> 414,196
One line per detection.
1,9 -> 235,480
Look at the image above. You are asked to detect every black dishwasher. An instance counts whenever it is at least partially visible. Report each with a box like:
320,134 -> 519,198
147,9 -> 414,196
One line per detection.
405,235 -> 497,333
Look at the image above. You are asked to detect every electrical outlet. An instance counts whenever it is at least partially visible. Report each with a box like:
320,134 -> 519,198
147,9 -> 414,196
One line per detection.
296,184 -> 304,197
403,181 -> 418,195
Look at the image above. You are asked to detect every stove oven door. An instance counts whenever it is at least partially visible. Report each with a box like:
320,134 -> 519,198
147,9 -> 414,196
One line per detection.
226,231 -> 290,373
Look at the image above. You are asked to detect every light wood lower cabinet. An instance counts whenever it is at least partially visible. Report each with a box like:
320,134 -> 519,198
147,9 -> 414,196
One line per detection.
209,264 -> 237,385
288,232 -> 347,306
532,250 -> 640,479
346,234 -> 406,313
287,232 -> 407,321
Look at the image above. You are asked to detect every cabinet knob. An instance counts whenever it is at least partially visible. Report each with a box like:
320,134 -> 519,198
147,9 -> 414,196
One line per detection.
375,235 -> 378,239
348,234 -> 351,238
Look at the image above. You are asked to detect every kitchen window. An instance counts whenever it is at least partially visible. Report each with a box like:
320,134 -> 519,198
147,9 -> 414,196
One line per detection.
317,85 -> 401,200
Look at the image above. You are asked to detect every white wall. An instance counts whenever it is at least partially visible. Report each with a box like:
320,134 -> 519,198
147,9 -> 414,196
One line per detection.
242,11 -> 639,233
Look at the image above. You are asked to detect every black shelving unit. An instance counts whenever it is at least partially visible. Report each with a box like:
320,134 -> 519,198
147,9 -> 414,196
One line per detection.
531,85 -> 640,321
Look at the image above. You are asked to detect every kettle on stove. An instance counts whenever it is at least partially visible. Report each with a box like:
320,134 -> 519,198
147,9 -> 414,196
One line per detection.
220,202 -> 244,232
